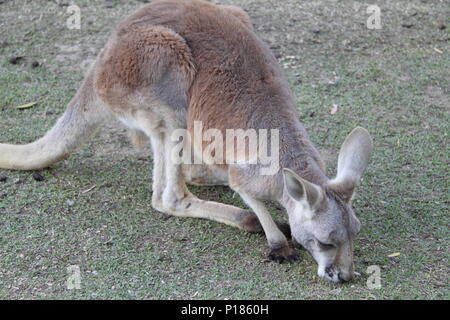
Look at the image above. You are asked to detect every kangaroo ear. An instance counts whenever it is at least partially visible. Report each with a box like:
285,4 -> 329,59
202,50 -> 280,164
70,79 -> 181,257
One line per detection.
283,168 -> 324,209
329,127 -> 373,202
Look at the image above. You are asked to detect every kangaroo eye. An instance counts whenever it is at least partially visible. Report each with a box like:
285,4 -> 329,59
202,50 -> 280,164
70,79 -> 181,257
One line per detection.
317,240 -> 336,250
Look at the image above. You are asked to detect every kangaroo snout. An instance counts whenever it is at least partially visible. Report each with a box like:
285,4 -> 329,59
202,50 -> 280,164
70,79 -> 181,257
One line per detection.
319,264 -> 354,283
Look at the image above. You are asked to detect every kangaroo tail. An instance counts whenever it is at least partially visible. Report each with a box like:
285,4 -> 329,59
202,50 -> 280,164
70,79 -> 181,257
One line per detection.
0,70 -> 106,170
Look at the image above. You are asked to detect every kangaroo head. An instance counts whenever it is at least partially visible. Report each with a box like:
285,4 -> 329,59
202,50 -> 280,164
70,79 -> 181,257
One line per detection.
282,127 -> 373,282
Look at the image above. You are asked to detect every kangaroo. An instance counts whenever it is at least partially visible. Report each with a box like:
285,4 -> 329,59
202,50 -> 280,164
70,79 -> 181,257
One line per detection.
0,0 -> 373,282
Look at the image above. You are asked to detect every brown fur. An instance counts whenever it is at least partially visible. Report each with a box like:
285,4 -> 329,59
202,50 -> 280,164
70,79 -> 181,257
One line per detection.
0,0 -> 373,282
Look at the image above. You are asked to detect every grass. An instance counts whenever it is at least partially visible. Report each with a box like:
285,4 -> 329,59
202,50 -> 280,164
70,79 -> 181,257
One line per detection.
0,0 -> 449,299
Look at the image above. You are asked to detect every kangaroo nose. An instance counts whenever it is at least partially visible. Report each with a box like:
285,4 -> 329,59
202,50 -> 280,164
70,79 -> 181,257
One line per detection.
338,272 -> 353,282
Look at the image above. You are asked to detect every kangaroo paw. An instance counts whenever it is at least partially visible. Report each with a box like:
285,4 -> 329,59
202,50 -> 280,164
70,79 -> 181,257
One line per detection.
268,245 -> 299,264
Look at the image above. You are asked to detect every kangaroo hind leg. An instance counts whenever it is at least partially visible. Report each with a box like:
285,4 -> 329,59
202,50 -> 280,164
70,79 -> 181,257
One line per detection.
94,24 -> 261,233
95,25 -> 195,212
